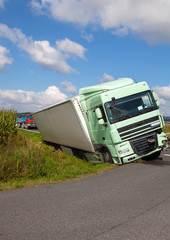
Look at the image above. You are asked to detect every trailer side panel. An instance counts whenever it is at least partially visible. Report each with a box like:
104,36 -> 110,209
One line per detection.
33,97 -> 94,152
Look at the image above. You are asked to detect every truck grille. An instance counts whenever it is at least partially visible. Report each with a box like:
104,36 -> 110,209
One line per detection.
130,132 -> 158,156
117,116 -> 161,141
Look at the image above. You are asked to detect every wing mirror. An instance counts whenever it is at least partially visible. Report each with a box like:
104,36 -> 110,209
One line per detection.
152,91 -> 160,107
95,108 -> 104,125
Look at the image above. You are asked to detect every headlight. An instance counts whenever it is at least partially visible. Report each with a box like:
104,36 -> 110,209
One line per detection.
118,148 -> 130,155
162,140 -> 167,147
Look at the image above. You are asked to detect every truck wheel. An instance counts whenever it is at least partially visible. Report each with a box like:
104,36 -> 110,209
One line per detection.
102,148 -> 113,163
21,123 -> 24,129
142,150 -> 161,161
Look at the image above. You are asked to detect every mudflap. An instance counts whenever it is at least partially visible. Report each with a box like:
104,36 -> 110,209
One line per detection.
84,152 -> 104,164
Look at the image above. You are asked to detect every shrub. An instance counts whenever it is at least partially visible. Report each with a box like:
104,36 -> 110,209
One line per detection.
0,117 -> 114,187
0,131 -> 107,182
0,109 -> 17,144
0,132 -> 51,181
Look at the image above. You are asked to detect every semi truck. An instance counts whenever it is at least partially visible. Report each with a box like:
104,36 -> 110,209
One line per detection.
33,78 -> 167,164
16,114 -> 36,129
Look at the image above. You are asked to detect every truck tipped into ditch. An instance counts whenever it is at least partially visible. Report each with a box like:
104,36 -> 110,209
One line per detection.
33,78 -> 167,164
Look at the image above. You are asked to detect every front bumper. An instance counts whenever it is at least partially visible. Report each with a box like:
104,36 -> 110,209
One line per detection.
114,131 -> 167,164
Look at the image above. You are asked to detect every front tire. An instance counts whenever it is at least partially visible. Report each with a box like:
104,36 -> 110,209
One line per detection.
102,148 -> 113,163
142,150 -> 161,161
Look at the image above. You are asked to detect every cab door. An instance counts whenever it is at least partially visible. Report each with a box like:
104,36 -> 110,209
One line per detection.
88,105 -> 111,146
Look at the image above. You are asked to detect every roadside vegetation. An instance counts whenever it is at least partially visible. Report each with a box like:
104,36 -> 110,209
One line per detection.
0,110 -> 117,191
0,109 -> 17,144
163,123 -> 170,133
1,110 -> 168,191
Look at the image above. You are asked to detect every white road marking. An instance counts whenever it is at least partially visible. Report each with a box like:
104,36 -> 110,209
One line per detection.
164,154 -> 170,157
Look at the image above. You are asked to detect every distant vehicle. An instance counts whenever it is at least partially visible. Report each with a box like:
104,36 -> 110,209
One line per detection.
16,114 -> 36,129
33,78 -> 167,164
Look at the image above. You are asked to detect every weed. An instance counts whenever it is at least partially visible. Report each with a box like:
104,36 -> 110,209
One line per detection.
0,110 -> 116,190
0,131 -> 115,189
0,109 -> 17,144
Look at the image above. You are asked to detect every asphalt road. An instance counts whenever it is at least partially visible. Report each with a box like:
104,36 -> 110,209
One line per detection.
0,149 -> 170,240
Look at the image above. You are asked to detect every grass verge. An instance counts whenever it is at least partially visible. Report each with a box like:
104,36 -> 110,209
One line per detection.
163,123 -> 170,134
0,129 -> 118,191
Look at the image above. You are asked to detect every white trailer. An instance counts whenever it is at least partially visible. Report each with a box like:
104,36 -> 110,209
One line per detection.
32,96 -> 95,154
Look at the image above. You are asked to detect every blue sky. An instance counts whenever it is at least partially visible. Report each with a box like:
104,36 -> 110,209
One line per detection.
0,0 -> 170,115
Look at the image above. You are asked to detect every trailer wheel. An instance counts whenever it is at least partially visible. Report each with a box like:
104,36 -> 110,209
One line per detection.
21,123 -> 24,129
142,150 -> 161,161
102,148 -> 113,163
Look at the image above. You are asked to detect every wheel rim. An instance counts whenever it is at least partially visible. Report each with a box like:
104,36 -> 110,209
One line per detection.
103,149 -> 112,163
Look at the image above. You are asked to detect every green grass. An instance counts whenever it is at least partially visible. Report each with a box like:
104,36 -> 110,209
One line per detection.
163,123 -> 170,133
0,129 -> 117,191
0,109 -> 17,144
18,128 -> 43,142
1,109 -> 167,191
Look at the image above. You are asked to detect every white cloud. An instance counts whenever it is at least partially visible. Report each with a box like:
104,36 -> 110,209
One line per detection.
28,40 -> 74,73
0,86 -> 67,112
31,0 -> 100,26
0,23 -> 86,74
158,97 -> 166,105
56,38 -> 87,59
0,0 -> 6,8
81,31 -> 93,42
0,45 -> 13,72
112,27 -> 129,37
153,85 -> 170,116
101,73 -> 114,82
30,0 -> 43,13
61,81 -> 77,95
31,0 -> 170,44
158,101 -> 170,116
153,85 -> 170,100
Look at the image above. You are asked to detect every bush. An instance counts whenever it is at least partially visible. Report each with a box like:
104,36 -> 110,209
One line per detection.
0,131 -> 110,183
0,113 -> 114,187
0,109 -> 17,144
0,132 -> 55,181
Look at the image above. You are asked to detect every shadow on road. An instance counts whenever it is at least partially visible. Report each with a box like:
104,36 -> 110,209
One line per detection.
143,156 -> 170,167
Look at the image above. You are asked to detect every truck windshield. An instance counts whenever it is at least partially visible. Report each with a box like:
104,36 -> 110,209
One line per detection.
105,91 -> 158,123
27,115 -> 33,120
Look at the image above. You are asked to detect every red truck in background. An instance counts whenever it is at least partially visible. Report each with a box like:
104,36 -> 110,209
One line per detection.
16,114 -> 36,129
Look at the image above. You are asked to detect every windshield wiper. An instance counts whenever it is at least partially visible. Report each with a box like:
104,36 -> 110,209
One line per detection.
110,97 -> 116,109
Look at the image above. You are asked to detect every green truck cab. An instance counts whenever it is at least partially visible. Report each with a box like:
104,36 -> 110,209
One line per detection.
79,78 -> 167,164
